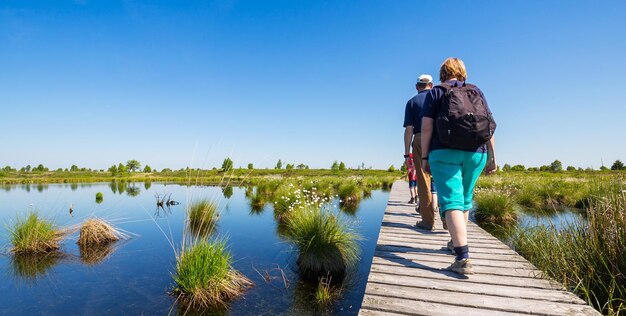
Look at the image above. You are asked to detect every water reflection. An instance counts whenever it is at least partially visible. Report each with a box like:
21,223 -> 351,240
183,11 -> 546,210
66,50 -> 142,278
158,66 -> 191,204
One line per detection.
144,181 -> 152,191
70,183 -> 78,191
79,242 -> 119,266
127,185 -> 141,197
222,186 -> 233,199
10,252 -> 64,283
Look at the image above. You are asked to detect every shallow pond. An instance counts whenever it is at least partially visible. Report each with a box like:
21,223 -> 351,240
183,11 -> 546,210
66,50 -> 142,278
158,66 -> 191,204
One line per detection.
0,182 -> 389,315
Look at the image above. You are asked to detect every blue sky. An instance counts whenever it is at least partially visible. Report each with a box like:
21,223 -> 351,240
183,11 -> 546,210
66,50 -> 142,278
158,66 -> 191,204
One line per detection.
1,0 -> 625,170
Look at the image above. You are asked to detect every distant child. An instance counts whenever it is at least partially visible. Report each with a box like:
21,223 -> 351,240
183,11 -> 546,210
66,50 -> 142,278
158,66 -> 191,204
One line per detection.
407,153 -> 418,203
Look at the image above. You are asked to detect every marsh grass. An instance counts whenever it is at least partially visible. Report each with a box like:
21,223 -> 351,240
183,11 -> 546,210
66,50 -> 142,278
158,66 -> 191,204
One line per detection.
338,183 -> 361,211
474,192 -> 517,227
77,218 -> 127,246
286,206 -> 360,281
513,190 -> 626,314
173,239 -> 252,309
8,212 -> 64,254
188,200 -> 219,236
249,193 -> 266,214
95,192 -> 103,203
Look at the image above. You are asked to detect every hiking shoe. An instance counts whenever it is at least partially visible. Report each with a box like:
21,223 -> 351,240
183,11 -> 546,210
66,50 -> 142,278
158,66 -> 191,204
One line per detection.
447,240 -> 455,254
408,197 -> 415,204
415,221 -> 434,231
447,258 -> 474,275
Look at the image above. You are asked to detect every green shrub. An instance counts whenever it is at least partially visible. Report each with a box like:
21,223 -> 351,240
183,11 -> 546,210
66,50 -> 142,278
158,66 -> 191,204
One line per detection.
173,239 -> 252,308
474,192 -> 517,227
95,192 -> 104,203
286,207 -> 360,281
8,212 -> 62,254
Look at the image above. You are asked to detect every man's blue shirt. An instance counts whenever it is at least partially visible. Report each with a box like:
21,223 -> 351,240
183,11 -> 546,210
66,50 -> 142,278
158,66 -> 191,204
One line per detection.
403,90 -> 430,134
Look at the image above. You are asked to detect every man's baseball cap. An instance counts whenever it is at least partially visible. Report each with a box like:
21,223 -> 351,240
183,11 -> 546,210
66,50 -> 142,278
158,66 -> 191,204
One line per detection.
417,74 -> 433,84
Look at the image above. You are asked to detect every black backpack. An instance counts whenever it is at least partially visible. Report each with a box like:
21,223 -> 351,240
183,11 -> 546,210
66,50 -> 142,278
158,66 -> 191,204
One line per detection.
435,82 -> 496,150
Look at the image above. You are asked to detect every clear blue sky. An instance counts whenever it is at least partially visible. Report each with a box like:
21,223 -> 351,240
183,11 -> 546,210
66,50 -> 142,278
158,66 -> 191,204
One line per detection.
2,1 -> 625,170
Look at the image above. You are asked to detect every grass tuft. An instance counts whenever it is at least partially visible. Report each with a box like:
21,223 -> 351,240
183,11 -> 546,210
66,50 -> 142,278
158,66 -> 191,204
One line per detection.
474,192 -> 518,227
286,206 -> 360,281
173,239 -> 252,309
8,212 -> 63,254
315,276 -> 340,306
95,192 -> 103,203
77,218 -> 126,246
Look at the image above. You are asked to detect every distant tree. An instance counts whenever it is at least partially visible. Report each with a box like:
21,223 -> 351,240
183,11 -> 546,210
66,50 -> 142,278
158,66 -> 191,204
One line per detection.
108,164 -> 118,176
585,167 -> 594,172
388,165 -> 396,172
527,167 -> 539,172
296,163 -> 307,170
248,163 -> 254,170
511,165 -> 525,172
600,166 -> 609,171
33,164 -> 48,172
24,165 -> 32,172
161,168 -> 172,173
331,161 -> 339,171
539,165 -> 550,172
339,162 -> 346,171
3,166 -> 15,172
56,168 -> 63,172
69,165 -> 78,172
611,160 -> 624,170
126,160 -> 141,172
502,164 -> 511,172
222,157 -> 233,171
566,166 -> 576,171
143,165 -> 152,173
286,163 -> 294,170
550,160 -> 563,172
275,159 -> 283,170
117,163 -> 128,175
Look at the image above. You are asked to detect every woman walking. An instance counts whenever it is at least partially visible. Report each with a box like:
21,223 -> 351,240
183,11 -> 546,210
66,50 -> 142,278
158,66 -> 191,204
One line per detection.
420,57 -> 497,275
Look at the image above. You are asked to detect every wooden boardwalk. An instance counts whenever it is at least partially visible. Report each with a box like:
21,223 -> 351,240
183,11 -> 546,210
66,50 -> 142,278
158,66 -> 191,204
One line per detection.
359,180 -> 599,316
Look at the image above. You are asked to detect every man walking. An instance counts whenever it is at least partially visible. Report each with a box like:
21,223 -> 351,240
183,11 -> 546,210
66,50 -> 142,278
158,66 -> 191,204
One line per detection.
403,74 -> 436,230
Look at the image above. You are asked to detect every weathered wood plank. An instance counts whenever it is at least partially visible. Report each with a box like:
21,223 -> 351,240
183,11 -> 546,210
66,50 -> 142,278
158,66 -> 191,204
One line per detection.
367,271 -> 583,304
365,282 -> 599,316
362,293 -> 525,316
374,250 -> 535,269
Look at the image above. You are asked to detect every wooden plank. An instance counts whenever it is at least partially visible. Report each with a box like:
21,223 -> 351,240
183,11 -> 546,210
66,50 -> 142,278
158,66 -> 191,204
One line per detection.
376,239 -> 519,255
364,282 -> 599,316
371,257 -> 544,278
369,263 -> 561,289
361,293 -> 525,316
378,235 -> 512,250
374,250 -> 535,270
367,271 -> 583,304
375,246 -> 527,263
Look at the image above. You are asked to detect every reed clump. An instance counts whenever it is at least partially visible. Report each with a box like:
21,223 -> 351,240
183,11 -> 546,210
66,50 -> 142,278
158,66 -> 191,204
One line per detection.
9,212 -> 63,254
286,206 -> 360,281
338,183 -> 361,206
173,239 -> 252,309
77,218 -> 126,246
513,190 -> 626,314
188,200 -> 219,236
474,191 -> 517,227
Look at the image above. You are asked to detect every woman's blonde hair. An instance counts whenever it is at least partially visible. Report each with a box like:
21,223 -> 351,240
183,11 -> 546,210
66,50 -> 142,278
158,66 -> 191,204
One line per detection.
439,57 -> 467,82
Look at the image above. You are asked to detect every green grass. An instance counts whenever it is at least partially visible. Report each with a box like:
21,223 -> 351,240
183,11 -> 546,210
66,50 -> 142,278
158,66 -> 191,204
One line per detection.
95,192 -> 103,203
173,239 -> 252,309
512,190 -> 626,315
286,206 -> 360,281
8,212 -> 63,254
337,183 -> 362,214
473,191 -> 517,227
188,200 -> 219,236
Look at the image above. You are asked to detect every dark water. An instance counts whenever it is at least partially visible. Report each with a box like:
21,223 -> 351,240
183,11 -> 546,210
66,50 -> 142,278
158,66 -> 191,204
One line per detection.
0,182 -> 388,315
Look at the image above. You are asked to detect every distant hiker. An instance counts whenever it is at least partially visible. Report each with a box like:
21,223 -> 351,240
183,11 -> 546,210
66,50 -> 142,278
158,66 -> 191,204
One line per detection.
406,153 -> 418,204
420,57 -> 497,275
403,74 -> 437,230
